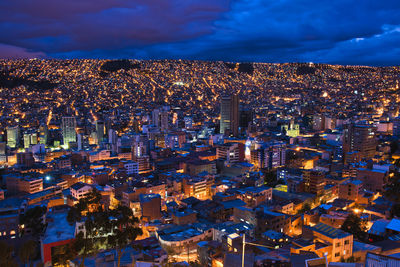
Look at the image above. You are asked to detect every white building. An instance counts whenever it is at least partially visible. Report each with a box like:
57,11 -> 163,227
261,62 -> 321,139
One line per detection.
70,182 -> 92,200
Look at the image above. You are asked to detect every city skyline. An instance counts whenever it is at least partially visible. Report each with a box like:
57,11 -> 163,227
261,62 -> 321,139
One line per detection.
1,1 -> 400,66
1,1 -> 400,267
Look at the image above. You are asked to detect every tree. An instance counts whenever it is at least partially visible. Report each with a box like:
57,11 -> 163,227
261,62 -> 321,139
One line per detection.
67,188 -> 106,267
0,241 -> 18,267
51,242 -> 76,266
341,214 -> 367,241
390,141 -> 399,154
384,171 -> 400,202
19,239 -> 37,267
390,203 -> 400,218
263,169 -> 277,187
20,206 -> 47,238
297,203 -> 311,214
106,205 -> 143,267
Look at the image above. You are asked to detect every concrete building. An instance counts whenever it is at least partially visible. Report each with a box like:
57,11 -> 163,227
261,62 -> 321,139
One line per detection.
357,167 -> 388,193
313,115 -> 325,131
7,126 -> 20,148
140,193 -> 161,222
338,180 -> 363,202
23,131 -> 38,149
164,132 -> 186,149
303,170 -> 326,195
301,222 -> 353,262
6,174 -> 43,194
184,159 -> 216,176
152,106 -> 169,132
237,186 -> 272,208
172,209 -> 197,225
17,151 -> 35,167
220,94 -> 239,136
95,120 -> 105,145
120,160 -> 139,175
343,123 -> 377,159
393,116 -> 400,136
0,198 -> 25,239
70,182 -> 92,200
182,176 -> 214,200
264,142 -> 286,169
216,142 -> 244,163
62,116 -> 77,149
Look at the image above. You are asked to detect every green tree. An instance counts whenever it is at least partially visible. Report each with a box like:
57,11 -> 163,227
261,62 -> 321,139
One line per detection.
0,241 -> 18,267
52,242 -> 76,266
106,205 -> 143,267
18,239 -> 37,267
297,203 -> 311,214
263,169 -> 277,187
20,206 -> 47,238
67,188 -> 106,267
341,214 -> 367,241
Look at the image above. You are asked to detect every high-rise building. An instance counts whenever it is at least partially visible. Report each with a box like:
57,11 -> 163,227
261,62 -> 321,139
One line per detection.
239,107 -> 253,133
220,94 -> 239,136
264,142 -> 286,169
394,116 -> 400,136
216,142 -> 245,163
230,94 -> 239,136
23,131 -> 38,149
303,170 -> 326,195
62,116 -> 76,149
152,106 -> 169,132
39,124 -> 48,145
7,126 -> 20,148
343,123 -> 377,159
77,133 -> 83,151
312,114 -> 325,131
96,120 -> 105,144
0,142 -> 7,163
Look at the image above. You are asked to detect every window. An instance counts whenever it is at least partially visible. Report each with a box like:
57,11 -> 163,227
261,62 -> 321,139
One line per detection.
344,240 -> 349,245
336,242 -> 340,247
335,252 -> 340,257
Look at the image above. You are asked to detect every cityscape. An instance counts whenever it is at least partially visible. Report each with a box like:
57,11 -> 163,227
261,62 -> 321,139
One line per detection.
0,59 -> 399,266
1,1 -> 400,267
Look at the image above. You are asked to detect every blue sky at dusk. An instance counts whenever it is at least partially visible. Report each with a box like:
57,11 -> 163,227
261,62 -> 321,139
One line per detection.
1,0 -> 400,65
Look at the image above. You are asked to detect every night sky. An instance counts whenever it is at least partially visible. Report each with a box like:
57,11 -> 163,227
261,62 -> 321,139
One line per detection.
1,0 -> 400,66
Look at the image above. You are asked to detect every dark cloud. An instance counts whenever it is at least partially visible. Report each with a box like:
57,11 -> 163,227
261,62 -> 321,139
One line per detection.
1,0 -> 400,65
0,43 -> 46,59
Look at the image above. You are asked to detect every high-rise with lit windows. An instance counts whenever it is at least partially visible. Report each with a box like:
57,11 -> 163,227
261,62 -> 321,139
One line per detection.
62,116 -> 76,149
220,94 -> 239,136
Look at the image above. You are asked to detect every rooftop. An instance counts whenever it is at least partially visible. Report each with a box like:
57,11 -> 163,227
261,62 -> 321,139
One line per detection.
310,222 -> 352,239
42,211 -> 75,244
